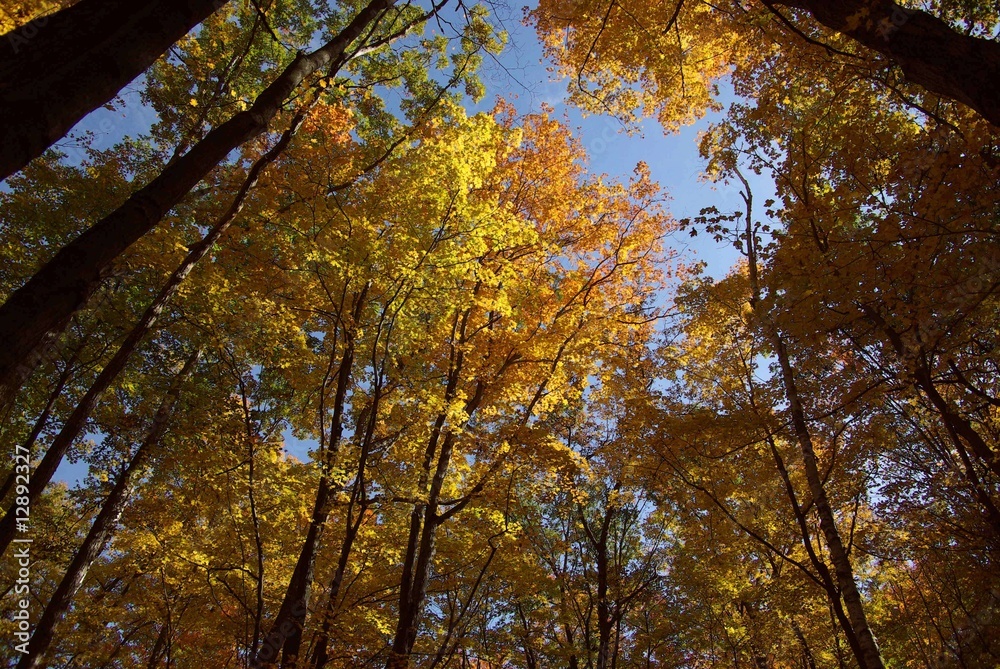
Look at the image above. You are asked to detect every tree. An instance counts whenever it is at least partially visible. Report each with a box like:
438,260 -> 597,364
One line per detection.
0,0 -> 422,413
531,0 -> 1000,128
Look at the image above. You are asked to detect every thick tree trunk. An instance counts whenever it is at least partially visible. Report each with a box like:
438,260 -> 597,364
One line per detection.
0,0 -> 230,182
16,348 -> 201,669
0,114 -> 305,556
776,0 -> 1000,126
0,0 -> 396,413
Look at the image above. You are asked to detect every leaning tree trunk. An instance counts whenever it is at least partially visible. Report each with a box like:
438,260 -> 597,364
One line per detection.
0,0 -> 231,182
776,0 -> 1000,126
737,169 -> 884,669
0,0 -> 396,415
16,348 -> 202,669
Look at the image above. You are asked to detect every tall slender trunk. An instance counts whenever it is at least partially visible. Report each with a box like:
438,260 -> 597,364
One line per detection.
0,111 -> 308,555
738,171 -> 884,669
516,604 -> 539,669
16,348 -> 202,669
387,311 -> 486,669
256,288 -> 368,669
775,0 -> 1000,126
309,378 -> 383,669
578,504 -> 613,669
388,427 -> 456,668
0,0 -> 397,411
771,335 -> 885,669
792,620 -> 818,669
0,0 -> 230,181
763,431 -> 866,661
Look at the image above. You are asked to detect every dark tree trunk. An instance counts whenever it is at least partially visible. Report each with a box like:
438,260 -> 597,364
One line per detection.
740,176 -> 883,669
309,380 -> 383,669
776,0 -> 1000,126
0,0 -> 230,181
772,335 -> 886,669
387,316 -> 485,669
257,289 -> 368,669
0,0 -> 396,413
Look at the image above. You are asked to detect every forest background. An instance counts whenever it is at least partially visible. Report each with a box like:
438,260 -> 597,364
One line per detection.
0,1 -> 998,669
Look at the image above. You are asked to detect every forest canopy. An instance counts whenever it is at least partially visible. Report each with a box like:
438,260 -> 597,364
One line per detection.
0,1 -> 998,668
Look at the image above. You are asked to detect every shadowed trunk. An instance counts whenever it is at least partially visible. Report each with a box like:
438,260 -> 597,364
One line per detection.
771,334 -> 886,669
256,287 -> 368,669
738,171 -> 884,669
776,0 -> 1000,126
0,0 -> 230,181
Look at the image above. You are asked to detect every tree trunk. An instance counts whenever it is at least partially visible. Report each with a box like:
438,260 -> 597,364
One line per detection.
776,0 -> 1000,126
738,168 -> 882,669
0,345 -> 80,503
771,335 -> 886,669
0,0 -> 230,182
309,381 -> 383,669
579,503 -> 613,669
388,433 -> 454,668
257,289 -> 368,669
16,348 -> 201,669
387,317 -> 484,669
0,0 -> 396,413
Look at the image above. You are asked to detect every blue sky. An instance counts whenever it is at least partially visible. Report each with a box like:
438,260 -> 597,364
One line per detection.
52,1 -> 775,474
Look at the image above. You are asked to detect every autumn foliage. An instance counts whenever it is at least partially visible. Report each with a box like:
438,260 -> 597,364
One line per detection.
0,1 -> 999,668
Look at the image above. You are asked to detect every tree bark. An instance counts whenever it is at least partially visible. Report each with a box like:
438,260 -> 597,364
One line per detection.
578,503 -> 613,669
0,0 -> 396,413
16,347 -> 201,669
309,381 -> 383,669
775,0 -> 1000,126
387,313 -> 486,669
0,0 -> 230,182
738,171 -> 883,669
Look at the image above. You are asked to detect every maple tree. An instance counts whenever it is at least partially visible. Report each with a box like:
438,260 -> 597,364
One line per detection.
2,0 -> 1000,667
